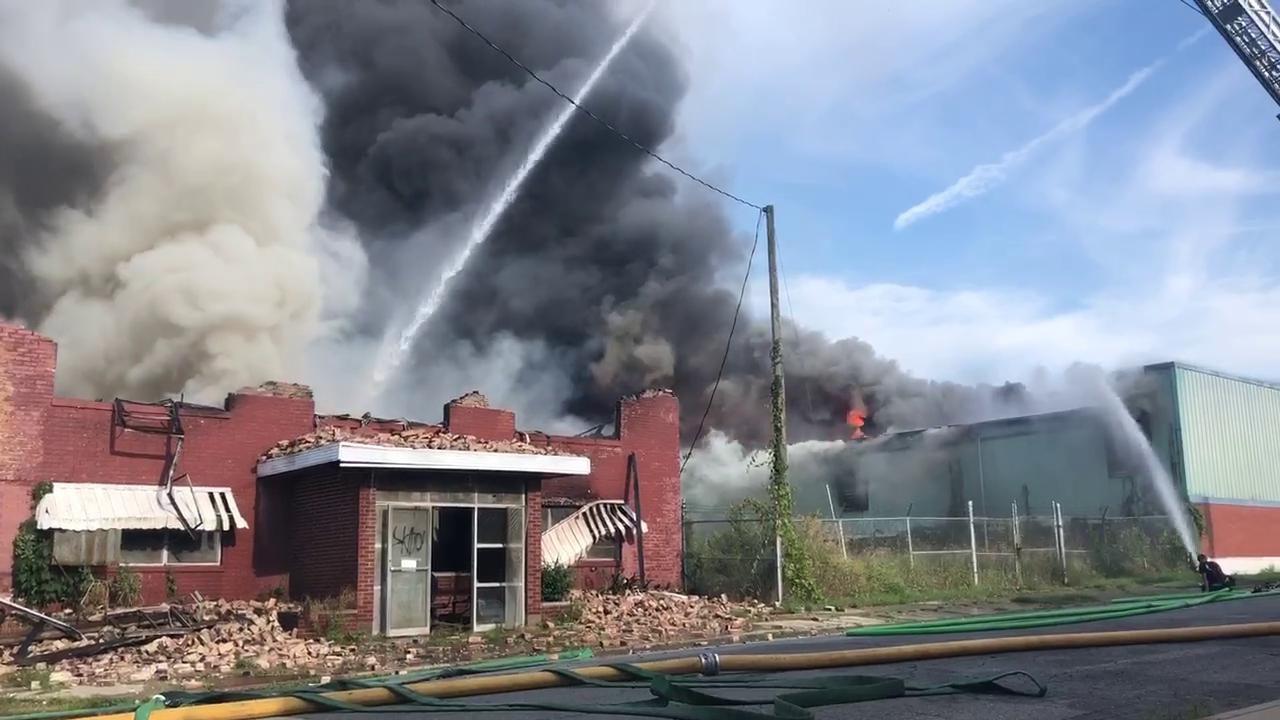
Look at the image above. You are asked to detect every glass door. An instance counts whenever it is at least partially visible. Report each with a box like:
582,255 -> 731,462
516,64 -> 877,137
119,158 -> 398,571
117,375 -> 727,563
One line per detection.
473,506 -> 524,630
384,506 -> 431,635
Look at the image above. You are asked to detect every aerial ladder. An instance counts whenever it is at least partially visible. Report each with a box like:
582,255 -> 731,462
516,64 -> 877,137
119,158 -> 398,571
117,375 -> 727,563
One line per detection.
1194,0 -> 1280,118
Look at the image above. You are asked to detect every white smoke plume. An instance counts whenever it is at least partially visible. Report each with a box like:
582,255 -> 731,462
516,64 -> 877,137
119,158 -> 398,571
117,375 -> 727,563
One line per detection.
684,363 -> 1168,516
0,0 -> 343,402
681,431 -> 848,513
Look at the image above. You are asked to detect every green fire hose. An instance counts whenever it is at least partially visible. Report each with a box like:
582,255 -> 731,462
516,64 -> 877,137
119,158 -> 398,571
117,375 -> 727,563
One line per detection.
846,588 -> 1280,636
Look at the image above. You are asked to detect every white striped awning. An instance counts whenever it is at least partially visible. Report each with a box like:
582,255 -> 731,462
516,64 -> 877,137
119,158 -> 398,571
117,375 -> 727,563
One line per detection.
35,482 -> 248,532
582,502 -> 639,539
541,500 -> 648,567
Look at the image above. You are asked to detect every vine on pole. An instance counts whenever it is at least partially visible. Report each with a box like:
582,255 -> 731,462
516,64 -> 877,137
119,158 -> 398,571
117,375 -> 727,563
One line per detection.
769,354 -> 818,604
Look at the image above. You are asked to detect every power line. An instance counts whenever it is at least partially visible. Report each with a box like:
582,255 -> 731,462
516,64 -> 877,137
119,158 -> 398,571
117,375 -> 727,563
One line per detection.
681,209 -> 764,473
426,0 -> 762,211
1176,0 -> 1205,17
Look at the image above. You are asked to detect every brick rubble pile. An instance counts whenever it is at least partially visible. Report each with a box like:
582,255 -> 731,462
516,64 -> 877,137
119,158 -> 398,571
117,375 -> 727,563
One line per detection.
448,391 -> 490,408
240,381 -> 313,399
540,591 -> 770,650
0,599 -> 343,686
263,425 -> 565,459
0,592 -> 774,688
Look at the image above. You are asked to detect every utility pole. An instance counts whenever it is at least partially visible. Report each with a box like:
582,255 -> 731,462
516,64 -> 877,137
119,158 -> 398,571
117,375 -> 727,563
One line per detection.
765,204 -> 787,604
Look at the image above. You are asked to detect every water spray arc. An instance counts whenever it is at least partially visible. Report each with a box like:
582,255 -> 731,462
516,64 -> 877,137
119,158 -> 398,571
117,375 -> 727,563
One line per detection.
1096,380 -> 1199,556
368,2 -> 656,396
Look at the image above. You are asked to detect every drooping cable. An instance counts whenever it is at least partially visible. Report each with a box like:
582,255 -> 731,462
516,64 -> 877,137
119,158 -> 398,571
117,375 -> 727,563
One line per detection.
425,0 -> 762,211
680,209 -> 764,472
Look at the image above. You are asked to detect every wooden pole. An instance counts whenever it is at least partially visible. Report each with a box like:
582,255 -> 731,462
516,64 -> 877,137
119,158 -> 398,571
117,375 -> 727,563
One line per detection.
765,204 -> 787,604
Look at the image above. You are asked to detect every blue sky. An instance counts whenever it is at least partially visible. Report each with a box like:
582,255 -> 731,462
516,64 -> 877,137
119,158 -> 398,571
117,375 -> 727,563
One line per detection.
652,0 -> 1280,385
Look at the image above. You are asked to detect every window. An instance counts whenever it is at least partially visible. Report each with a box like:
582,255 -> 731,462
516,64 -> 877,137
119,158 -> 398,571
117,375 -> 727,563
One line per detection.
543,506 -> 621,561
120,530 -> 221,566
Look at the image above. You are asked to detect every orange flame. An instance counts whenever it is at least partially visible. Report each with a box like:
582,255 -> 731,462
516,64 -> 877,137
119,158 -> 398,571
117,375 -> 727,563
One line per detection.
847,387 -> 868,439
846,409 -> 866,439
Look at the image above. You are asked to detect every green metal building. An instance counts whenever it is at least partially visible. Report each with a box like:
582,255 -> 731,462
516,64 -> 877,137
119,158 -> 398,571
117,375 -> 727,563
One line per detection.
1138,363 -> 1280,572
817,362 -> 1280,573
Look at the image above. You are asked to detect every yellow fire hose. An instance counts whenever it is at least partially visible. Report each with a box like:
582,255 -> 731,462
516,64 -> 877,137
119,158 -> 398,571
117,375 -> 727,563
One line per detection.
93,620 -> 1280,720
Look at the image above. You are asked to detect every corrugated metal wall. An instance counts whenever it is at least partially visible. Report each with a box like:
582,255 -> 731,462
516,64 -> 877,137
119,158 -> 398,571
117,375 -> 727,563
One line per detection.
1175,365 -> 1280,503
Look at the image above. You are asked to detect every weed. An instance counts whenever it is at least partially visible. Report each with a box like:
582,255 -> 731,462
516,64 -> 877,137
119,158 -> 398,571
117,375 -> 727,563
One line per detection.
561,598 -> 585,624
0,693 -> 141,716
109,566 -> 143,606
303,588 -> 373,645
0,667 -> 52,691
165,569 -> 179,602
684,500 -> 778,600
541,563 -> 573,602
12,484 -> 95,609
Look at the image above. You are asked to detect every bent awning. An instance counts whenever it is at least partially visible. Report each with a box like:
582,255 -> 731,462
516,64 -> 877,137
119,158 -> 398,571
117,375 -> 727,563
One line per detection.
35,482 -> 249,532
541,500 -> 648,567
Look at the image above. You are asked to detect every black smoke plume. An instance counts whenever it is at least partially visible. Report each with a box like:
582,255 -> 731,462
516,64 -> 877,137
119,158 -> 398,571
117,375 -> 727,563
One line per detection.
286,0 -> 1020,443
0,65 -> 111,320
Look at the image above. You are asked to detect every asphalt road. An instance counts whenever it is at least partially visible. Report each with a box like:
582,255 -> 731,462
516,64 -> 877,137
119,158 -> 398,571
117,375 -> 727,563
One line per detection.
293,595 -> 1280,720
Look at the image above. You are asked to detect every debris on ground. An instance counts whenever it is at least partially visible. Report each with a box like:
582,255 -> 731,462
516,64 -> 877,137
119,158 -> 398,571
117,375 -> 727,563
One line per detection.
1,599 -> 343,685
540,591 -> 771,650
0,591 -> 773,687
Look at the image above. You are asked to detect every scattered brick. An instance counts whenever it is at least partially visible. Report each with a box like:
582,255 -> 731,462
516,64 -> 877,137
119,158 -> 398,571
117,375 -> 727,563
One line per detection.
263,424 -> 567,460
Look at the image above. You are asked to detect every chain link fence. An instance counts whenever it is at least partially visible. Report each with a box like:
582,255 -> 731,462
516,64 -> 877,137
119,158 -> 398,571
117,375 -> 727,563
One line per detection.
683,501 -> 1190,602
682,514 -> 780,602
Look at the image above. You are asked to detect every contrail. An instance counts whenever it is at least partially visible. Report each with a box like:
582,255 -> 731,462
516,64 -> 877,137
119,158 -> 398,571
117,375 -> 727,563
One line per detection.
893,53 -> 1176,231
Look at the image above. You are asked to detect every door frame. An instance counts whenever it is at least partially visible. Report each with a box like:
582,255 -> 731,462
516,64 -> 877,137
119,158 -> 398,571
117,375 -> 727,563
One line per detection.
381,504 -> 433,637
378,500 -> 527,634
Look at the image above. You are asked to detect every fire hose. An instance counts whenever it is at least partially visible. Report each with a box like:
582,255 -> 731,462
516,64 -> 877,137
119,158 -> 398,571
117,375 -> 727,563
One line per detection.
845,587 -> 1280,636
44,617 -> 1280,720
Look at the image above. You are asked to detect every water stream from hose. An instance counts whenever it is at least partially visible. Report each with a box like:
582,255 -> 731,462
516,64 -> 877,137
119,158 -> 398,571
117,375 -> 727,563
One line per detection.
368,3 -> 655,398
1095,380 -> 1198,556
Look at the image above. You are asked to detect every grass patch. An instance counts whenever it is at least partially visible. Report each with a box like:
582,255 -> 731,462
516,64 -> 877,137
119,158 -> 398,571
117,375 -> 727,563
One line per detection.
1010,591 -> 1100,606
0,693 -> 141,717
687,512 -> 1216,609
0,668 -> 52,691
1240,568 -> 1280,583
776,519 -> 1205,610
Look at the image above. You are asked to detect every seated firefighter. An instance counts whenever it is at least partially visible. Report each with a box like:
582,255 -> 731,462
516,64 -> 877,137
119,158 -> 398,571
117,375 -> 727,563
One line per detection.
1197,554 -> 1235,592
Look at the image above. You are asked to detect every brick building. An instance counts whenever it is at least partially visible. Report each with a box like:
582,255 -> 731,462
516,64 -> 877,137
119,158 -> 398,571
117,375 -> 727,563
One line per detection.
0,323 -> 682,632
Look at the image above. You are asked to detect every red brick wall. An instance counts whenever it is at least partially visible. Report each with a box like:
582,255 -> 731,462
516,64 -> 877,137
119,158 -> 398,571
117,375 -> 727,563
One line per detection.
525,478 -> 543,622
1,323 -> 316,601
355,471 -> 377,629
0,325 -> 54,482
289,466 -> 361,603
443,404 -> 516,441
0,330 -> 66,587
1,326 -> 686,614
0,484 -> 29,592
543,392 -> 683,589
0,324 -> 56,589
1199,502 -> 1280,559
32,392 -> 313,604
